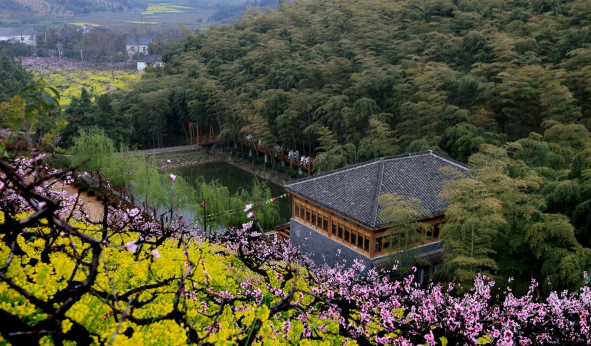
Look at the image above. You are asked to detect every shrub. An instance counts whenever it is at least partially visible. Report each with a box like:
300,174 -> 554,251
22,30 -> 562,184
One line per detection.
44,154 -> 70,169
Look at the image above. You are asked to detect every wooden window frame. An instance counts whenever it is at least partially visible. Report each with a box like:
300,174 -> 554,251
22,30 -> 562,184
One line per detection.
375,236 -> 383,254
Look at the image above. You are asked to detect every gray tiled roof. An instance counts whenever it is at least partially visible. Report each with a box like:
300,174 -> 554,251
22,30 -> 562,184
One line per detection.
285,151 -> 469,229
126,38 -> 152,45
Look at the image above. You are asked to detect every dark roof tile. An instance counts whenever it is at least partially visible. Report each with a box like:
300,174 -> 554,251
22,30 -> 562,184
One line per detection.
285,151 -> 469,228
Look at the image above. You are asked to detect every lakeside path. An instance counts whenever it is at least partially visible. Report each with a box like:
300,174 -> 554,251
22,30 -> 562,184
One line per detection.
50,182 -> 105,222
55,147 -> 291,223
130,146 -> 289,187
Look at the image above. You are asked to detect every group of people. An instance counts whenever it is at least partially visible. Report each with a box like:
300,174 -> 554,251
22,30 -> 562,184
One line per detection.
245,135 -> 312,167
286,149 -> 310,167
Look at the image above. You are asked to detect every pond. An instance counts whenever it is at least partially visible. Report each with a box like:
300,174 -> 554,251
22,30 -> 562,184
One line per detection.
171,161 -> 292,225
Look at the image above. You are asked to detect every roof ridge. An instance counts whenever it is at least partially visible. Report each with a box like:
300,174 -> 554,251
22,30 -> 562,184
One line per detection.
285,158 -> 383,187
370,157 -> 386,228
426,150 -> 470,170
285,151 -> 467,188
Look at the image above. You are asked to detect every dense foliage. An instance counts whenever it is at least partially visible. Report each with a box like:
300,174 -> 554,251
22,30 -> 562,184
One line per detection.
3,85 -> 591,346
109,0 -> 591,293
117,0 -> 589,155
0,53 -> 30,104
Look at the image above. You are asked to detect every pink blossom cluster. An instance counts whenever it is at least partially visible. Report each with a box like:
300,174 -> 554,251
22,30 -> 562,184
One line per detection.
215,220 -> 591,345
2,153 -> 591,345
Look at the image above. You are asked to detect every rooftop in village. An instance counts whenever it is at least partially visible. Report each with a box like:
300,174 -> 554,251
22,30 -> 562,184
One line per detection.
285,151 -> 469,229
125,38 -> 152,46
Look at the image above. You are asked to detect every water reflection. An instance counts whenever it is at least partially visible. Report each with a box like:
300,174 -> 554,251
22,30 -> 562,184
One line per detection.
171,162 -> 292,224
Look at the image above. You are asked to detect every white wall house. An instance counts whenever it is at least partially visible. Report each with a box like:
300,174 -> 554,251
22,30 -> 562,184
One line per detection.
125,38 -> 152,58
136,55 -> 163,71
0,27 -> 36,46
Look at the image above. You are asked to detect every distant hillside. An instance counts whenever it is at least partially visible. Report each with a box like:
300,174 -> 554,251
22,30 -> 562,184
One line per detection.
0,0 -> 32,18
2,0 -> 150,17
209,0 -> 280,24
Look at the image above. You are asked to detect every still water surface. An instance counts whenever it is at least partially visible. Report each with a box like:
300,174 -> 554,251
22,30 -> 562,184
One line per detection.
171,162 -> 292,224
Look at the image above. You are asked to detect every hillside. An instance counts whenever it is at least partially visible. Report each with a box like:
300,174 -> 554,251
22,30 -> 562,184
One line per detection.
2,0 -> 149,16
109,0 -> 591,293
119,0 -> 591,155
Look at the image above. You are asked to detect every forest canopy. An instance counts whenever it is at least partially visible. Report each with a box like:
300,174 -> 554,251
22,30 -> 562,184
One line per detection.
108,0 -> 591,294
115,0 -> 591,158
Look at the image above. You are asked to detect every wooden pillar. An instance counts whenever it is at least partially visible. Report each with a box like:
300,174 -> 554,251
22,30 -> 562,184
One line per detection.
369,230 -> 377,258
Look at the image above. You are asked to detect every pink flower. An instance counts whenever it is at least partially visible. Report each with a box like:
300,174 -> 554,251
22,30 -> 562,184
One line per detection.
244,204 -> 253,212
169,173 -> 176,181
38,201 -> 46,208
128,208 -> 140,218
247,212 -> 254,218
166,159 -> 171,163
152,249 -> 161,258
125,240 -> 138,253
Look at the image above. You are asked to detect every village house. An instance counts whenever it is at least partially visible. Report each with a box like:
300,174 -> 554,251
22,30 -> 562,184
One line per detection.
136,54 -> 163,71
284,151 -> 469,283
125,38 -> 152,58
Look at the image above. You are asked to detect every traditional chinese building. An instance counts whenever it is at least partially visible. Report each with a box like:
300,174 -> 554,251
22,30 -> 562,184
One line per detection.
284,151 -> 469,282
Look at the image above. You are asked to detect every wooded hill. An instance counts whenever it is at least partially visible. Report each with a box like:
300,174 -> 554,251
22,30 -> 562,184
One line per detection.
116,0 -> 590,156
110,0 -> 591,292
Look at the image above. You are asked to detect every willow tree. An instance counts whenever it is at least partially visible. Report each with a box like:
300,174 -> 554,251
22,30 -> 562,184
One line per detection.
69,127 -> 116,188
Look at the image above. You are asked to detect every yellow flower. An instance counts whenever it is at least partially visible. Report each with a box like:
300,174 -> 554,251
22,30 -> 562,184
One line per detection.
255,305 -> 270,322
62,319 -> 73,333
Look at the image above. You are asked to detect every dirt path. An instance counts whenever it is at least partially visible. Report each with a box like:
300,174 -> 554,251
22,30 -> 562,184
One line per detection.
51,183 -> 105,222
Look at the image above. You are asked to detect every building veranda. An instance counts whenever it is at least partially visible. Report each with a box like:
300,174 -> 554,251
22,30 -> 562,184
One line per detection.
284,151 -> 469,283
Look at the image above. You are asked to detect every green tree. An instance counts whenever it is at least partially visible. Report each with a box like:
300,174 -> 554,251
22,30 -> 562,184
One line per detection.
60,88 -> 96,147
378,193 -> 432,253
69,127 -> 116,187
357,118 -> 399,161
93,93 -> 133,147
444,144 -> 591,293
440,177 -> 504,286
314,126 -> 355,172
0,53 -> 30,103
